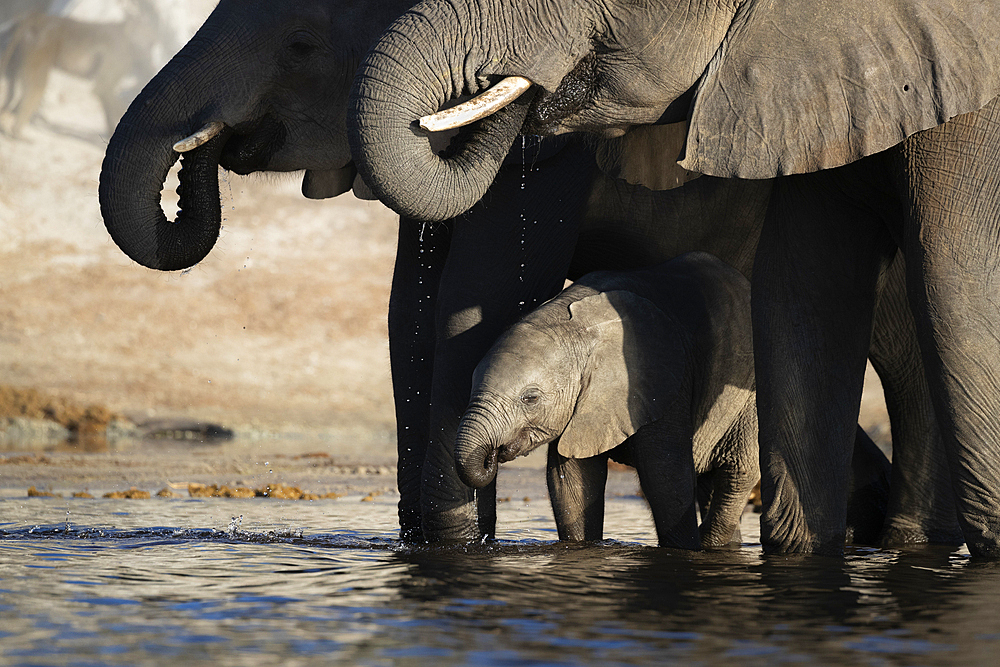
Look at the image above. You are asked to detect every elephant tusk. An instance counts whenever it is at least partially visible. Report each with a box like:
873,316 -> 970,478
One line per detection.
418,76 -> 532,132
173,121 -> 226,153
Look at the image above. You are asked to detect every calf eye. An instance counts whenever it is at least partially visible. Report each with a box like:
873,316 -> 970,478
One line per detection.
521,390 -> 541,405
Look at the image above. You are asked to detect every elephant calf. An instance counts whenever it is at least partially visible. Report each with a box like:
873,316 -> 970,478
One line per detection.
454,252 -> 893,549
453,252 -> 761,549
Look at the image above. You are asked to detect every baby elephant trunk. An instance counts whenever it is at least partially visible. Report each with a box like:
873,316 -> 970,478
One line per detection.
454,410 -> 500,489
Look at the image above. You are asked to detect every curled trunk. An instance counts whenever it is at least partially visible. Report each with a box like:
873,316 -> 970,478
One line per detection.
454,409 -> 502,489
100,108 -> 231,271
347,3 -> 531,222
98,26 -> 243,272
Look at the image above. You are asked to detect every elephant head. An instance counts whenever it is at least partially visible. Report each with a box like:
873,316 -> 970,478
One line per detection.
99,0 -> 414,271
348,0 -> 1000,222
455,285 -> 670,489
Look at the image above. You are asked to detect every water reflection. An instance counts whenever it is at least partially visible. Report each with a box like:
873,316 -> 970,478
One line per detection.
389,543 -> 998,664
1,497 -> 998,665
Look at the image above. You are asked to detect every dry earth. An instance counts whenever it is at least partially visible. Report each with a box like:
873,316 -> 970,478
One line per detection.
0,0 -> 891,496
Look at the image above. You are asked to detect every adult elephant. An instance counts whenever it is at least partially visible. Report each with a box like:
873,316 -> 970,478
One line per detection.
97,0 -> 952,548
347,0 -> 1000,555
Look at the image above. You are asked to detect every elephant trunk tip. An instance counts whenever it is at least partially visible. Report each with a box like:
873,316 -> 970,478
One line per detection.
457,446 -> 499,489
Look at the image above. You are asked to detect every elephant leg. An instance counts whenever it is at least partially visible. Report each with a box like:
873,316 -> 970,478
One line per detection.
546,443 -> 609,541
901,99 -> 1000,558
754,168 -> 896,555
868,252 -> 963,546
476,472 -> 496,539
10,44 -> 49,138
701,469 -> 754,548
693,473 -> 744,543
628,417 -> 700,550
701,413 -> 759,549
389,218 -> 450,542
420,157 -> 587,541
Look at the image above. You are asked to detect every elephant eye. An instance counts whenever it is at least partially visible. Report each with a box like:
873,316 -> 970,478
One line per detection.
288,41 -> 317,59
284,32 -> 320,63
521,390 -> 541,406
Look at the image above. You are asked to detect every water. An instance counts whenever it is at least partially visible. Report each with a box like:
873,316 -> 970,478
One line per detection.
2,491 -> 999,665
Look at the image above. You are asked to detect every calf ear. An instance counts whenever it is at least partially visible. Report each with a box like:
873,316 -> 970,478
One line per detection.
681,0 -> 1000,178
593,123 -> 701,191
557,291 -> 680,459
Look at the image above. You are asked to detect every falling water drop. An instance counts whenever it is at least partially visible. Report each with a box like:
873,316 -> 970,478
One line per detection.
520,135 -> 527,190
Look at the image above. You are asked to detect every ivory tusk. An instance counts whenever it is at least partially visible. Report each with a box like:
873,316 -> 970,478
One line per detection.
418,76 -> 532,133
173,121 -> 225,153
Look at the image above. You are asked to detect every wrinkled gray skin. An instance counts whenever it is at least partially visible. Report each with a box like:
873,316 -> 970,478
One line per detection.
98,0 -> 955,549
457,254 -> 760,549
455,254 -> 892,549
348,0 -> 1000,556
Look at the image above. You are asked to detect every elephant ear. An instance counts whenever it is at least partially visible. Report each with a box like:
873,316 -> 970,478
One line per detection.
680,0 -> 1000,178
593,123 -> 701,191
557,291 -> 681,459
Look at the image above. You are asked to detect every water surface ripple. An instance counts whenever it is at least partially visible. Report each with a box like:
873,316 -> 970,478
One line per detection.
1,495 -> 996,665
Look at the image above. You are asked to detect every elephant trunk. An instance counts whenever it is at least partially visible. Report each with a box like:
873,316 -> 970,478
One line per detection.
99,31 -> 238,271
454,404 -> 503,489
347,1 -> 531,222
101,120 -> 230,271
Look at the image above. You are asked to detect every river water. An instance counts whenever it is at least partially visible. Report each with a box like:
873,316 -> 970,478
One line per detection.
1,481 -> 998,666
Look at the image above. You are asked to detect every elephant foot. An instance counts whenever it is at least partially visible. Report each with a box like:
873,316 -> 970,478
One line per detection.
760,531 -> 846,556
420,504 -> 483,543
398,523 -> 424,544
957,516 -> 1000,559
700,530 -> 743,551
879,518 -> 965,548
760,469 -> 847,556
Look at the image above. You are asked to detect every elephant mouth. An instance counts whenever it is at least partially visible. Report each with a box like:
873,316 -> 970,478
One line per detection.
497,444 -> 518,464
522,53 -> 599,135
417,55 -> 599,137
217,115 -> 288,175
497,429 -> 542,463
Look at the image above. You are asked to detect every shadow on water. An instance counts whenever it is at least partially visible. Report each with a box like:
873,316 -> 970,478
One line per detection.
1,498 -> 999,664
